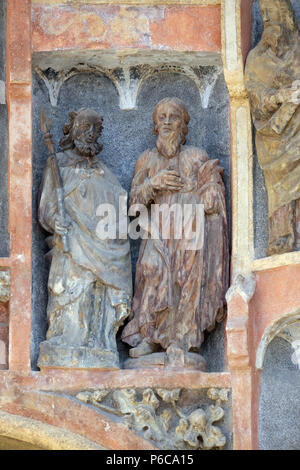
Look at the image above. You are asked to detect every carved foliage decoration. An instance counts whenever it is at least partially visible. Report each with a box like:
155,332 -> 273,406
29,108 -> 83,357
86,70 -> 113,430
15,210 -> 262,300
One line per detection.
76,387 -> 231,450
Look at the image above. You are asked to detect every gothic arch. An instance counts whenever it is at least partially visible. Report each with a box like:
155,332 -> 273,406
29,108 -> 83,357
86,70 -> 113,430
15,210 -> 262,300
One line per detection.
256,309 -> 300,369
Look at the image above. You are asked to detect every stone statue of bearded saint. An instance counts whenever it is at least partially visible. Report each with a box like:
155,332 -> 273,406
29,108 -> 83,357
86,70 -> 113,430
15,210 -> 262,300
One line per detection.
37,108 -> 132,369
245,0 -> 300,256
121,98 -> 229,370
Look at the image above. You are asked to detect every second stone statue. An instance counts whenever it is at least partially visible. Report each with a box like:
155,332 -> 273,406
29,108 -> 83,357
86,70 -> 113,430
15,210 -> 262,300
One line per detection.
38,108 -> 132,369
122,97 -> 229,370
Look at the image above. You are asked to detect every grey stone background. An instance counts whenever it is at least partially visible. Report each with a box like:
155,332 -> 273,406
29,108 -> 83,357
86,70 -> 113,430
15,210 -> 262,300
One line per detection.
32,68 -> 230,370
0,0 -> 9,257
259,335 -> 300,450
252,0 -> 300,258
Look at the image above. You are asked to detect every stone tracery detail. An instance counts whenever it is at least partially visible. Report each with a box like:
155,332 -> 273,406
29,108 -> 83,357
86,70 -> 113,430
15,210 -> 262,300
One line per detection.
35,64 -> 221,110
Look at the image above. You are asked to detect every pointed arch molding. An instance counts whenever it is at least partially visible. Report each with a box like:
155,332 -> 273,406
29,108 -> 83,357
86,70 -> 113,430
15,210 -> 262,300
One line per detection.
256,310 -> 300,370
35,63 -> 222,110
0,410 -> 105,450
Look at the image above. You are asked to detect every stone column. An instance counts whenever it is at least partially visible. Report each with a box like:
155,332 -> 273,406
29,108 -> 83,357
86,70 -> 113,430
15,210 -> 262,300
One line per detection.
225,273 -> 259,450
221,0 -> 254,276
6,0 -> 32,372
221,0 -> 259,450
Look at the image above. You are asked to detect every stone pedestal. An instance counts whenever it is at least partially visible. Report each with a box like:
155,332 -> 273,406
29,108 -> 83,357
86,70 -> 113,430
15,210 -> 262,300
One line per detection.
38,342 -> 120,370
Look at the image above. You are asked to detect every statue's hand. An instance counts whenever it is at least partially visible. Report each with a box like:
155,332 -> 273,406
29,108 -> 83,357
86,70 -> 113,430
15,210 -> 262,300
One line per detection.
275,85 -> 299,105
202,191 -> 219,215
150,169 -> 184,192
115,303 -> 130,326
54,213 -> 72,236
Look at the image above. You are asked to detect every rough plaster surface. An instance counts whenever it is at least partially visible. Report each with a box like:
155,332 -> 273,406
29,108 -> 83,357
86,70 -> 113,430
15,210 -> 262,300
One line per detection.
0,0 -> 9,257
32,68 -> 230,370
259,335 -> 300,450
252,0 -> 300,258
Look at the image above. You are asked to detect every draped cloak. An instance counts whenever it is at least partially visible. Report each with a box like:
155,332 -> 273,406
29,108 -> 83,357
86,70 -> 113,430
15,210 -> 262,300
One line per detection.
38,150 -> 132,346
121,146 -> 229,352
245,36 -> 300,217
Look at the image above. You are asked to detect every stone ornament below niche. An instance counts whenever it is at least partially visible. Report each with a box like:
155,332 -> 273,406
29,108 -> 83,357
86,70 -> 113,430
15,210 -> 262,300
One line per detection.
76,387 -> 230,450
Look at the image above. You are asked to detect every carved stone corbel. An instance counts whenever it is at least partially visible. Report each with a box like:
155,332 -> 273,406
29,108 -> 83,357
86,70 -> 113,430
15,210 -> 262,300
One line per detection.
226,273 -> 256,369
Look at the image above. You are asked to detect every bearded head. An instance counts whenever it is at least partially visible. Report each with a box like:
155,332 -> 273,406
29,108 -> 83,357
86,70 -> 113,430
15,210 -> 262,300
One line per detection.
153,97 -> 190,159
59,108 -> 103,158
259,0 -> 299,54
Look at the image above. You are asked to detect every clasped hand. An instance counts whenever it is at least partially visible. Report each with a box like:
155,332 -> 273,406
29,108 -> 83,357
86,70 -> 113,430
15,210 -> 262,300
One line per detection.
54,213 -> 72,235
150,169 -> 184,192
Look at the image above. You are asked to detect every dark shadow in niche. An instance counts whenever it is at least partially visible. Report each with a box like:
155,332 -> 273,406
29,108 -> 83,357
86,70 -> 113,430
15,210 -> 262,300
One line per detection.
0,0 -> 9,257
259,335 -> 300,450
253,135 -> 269,260
32,68 -> 230,372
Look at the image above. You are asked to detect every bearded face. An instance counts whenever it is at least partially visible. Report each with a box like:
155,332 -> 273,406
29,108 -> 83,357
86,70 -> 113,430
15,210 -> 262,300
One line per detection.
154,103 -> 185,159
71,110 -> 103,158
259,0 -> 297,54
261,24 -> 285,52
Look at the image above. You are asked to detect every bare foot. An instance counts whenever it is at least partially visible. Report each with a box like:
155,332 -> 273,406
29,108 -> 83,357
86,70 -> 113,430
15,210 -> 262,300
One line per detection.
129,339 -> 158,358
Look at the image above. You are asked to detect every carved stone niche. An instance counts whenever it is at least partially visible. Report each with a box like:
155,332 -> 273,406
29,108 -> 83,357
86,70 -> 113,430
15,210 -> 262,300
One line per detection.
32,49 -> 230,371
76,387 -> 232,450
246,0 -> 300,258
258,319 -> 300,450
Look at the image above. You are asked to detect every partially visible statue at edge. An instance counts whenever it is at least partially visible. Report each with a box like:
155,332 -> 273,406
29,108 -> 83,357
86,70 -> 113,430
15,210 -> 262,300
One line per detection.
121,97 -> 229,370
245,0 -> 300,256
38,108 -> 132,369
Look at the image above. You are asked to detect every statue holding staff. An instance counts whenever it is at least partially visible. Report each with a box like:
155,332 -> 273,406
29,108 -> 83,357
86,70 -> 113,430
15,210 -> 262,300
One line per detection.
38,108 -> 132,369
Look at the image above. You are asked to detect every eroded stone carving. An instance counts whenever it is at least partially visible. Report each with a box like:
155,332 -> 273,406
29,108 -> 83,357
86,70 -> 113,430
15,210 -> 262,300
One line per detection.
225,273 -> 256,305
0,271 -> 10,303
76,387 -> 229,450
121,97 -> 229,370
245,0 -> 300,256
35,64 -> 221,110
278,321 -> 300,369
37,108 -> 132,369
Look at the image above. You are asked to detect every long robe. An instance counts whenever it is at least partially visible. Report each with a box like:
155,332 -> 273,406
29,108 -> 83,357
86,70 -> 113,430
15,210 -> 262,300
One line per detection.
121,146 -> 229,352
245,36 -> 300,217
39,150 -> 132,350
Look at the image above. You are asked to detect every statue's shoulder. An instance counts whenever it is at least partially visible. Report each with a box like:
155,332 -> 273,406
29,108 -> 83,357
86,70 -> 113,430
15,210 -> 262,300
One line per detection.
181,145 -> 209,163
43,152 -> 65,171
137,148 -> 152,162
245,45 -> 263,74
99,161 -> 123,187
134,149 -> 153,170
48,151 -> 71,167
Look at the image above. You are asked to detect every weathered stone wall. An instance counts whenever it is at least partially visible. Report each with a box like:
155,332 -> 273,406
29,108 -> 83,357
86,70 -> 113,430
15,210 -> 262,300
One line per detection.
31,67 -> 230,370
0,0 -> 9,257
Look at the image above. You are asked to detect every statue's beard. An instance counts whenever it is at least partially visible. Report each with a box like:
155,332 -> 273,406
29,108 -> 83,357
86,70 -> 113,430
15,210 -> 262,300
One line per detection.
156,131 -> 182,159
74,139 -> 102,158
261,25 -> 291,55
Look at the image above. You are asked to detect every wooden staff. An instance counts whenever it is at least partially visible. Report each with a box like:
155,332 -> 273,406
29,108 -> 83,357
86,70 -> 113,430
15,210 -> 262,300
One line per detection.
40,110 -> 70,253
